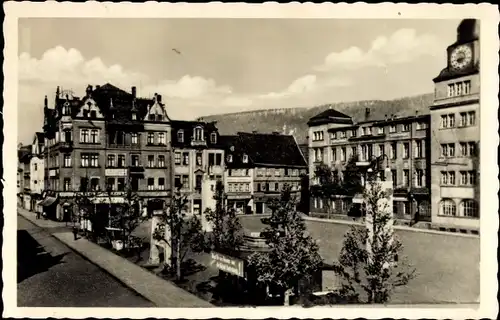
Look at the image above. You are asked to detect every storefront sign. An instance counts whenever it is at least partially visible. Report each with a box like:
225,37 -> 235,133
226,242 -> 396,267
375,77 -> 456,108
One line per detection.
211,251 -> 245,278
49,169 -> 59,177
105,168 -> 128,176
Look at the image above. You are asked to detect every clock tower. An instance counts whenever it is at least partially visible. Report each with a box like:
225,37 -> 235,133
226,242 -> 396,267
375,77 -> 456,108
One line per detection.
429,19 -> 480,231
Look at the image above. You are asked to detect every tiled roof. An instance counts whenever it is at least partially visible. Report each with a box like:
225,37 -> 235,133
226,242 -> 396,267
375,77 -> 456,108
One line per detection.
307,109 -> 352,125
230,132 -> 307,168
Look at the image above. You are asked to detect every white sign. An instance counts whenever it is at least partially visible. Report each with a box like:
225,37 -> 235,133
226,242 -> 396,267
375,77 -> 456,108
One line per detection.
105,168 -> 128,176
49,169 -> 58,177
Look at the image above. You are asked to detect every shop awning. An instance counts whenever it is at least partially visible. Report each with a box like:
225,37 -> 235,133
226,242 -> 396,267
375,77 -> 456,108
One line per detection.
40,196 -> 58,207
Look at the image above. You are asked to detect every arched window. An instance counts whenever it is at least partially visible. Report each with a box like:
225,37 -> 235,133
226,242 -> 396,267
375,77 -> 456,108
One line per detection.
194,126 -> 203,141
418,200 -> 431,218
210,132 -> 217,144
440,199 -> 456,216
460,200 -> 479,218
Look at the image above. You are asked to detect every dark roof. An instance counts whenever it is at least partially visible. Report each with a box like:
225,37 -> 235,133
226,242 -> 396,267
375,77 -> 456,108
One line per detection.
35,132 -> 45,144
299,144 -> 309,164
170,120 -> 221,149
230,132 -> 307,168
18,146 -> 32,163
307,109 -> 353,126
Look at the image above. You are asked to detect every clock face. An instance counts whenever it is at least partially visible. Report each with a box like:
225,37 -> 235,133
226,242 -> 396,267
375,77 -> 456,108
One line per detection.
450,45 -> 473,70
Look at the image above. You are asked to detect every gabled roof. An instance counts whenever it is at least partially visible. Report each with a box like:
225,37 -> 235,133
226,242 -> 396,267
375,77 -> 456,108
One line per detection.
307,109 -> 353,126
18,145 -> 32,163
34,132 -> 44,144
229,132 -> 307,168
170,120 -> 221,149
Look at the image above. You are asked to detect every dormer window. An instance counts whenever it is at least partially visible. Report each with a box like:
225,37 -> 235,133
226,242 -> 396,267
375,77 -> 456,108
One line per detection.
210,132 -> 217,144
90,110 -> 97,118
83,109 -> 89,118
242,154 -> 248,163
132,113 -> 137,120
177,130 -> 184,143
227,154 -> 233,163
62,102 -> 70,115
194,127 -> 203,141
157,114 -> 163,122
149,114 -> 155,121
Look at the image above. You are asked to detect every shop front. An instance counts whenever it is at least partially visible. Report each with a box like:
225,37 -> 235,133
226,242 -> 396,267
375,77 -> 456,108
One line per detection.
39,193 -> 58,219
227,195 -> 253,215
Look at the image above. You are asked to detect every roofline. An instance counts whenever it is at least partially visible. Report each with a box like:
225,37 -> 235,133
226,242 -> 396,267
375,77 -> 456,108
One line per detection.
292,134 -> 309,167
307,117 -> 353,127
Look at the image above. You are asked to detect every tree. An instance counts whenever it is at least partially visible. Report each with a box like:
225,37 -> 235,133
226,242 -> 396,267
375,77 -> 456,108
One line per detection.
152,187 -> 206,281
247,185 -> 323,305
204,180 -> 244,255
341,154 -> 364,197
332,178 -> 416,304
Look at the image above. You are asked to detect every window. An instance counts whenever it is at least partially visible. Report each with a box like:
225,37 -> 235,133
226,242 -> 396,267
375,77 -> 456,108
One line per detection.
392,170 -> 397,186
158,155 -> 165,168
131,154 -> 140,167
378,144 -> 385,157
243,154 -> 249,163
441,171 -> 455,185
362,127 -> 372,135
390,143 -> 397,159
313,131 -> 324,141
227,154 -> 233,163
182,175 -> 189,189
215,153 -> 222,166
468,111 -> 476,126
339,131 -> 346,139
90,129 -> 99,143
440,115 -> 448,128
402,124 -> 410,132
440,144 -> 448,157
403,143 -> 410,159
174,152 -> 181,165
147,178 -> 155,190
157,114 -> 163,122
351,129 -> 357,138
90,178 -> 100,191
449,114 -> 455,127
416,121 -> 426,130
148,155 -> 155,168
80,178 -> 89,192
415,140 -> 423,158
210,132 -> 217,144
158,178 -> 165,190
131,113 -> 137,120
351,146 -> 357,158
149,114 -> 155,121
275,169 -> 280,177
208,153 -> 215,166
194,127 -> 204,141
330,132 -> 337,140
63,178 -> 71,191
131,133 -> 138,145
314,148 -> 323,162
440,199 -> 456,216
275,183 -> 279,191
460,171 -> 477,185
340,147 -> 346,162
80,129 -> 89,143
441,114 -> 455,129
90,154 -> 99,167
177,130 -> 184,142
182,152 -> 189,165
468,142 -> 477,156
257,183 -> 262,192
81,154 -> 89,167
448,81 -> 472,97
106,178 -> 115,191
147,132 -> 155,145
174,175 -> 181,189
449,143 -> 455,157
117,178 -> 125,191
403,169 -> 409,186
331,148 -> 337,162
158,132 -> 165,145
117,155 -> 125,168
389,124 -> 397,133
441,171 -> 448,185
377,127 -> 384,135
64,154 -> 71,167
195,175 -> 202,190
461,200 -> 478,218
107,155 -> 116,167
415,169 -> 424,187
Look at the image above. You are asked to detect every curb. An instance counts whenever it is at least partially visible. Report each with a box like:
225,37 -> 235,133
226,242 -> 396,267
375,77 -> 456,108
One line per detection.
302,215 -> 480,238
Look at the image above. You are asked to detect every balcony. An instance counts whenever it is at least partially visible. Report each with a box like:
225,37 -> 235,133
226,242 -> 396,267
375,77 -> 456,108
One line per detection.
58,141 -> 73,151
190,137 -> 207,147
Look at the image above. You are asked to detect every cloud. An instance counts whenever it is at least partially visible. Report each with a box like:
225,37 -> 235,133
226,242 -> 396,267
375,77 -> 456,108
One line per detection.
315,28 -> 440,71
143,75 -> 233,100
260,74 -> 317,99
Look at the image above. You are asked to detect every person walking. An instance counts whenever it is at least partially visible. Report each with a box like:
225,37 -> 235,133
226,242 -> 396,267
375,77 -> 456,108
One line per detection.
72,226 -> 78,240
36,211 -> 41,219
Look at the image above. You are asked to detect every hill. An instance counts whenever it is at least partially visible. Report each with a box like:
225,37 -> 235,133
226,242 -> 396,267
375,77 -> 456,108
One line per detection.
198,93 -> 434,144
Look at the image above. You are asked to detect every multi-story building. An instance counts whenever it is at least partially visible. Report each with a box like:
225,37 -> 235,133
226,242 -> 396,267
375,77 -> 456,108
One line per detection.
30,132 -> 45,212
40,83 -> 172,221
308,108 -> 432,221
223,132 -> 308,215
17,145 -> 31,208
170,120 -> 225,216
430,19 -> 480,230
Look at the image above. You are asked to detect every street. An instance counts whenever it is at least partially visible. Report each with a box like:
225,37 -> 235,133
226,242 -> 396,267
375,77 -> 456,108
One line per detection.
17,214 -> 155,307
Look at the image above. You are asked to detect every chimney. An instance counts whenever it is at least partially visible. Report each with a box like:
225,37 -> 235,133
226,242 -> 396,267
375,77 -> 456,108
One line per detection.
365,108 -> 371,119
415,110 -> 419,116
86,85 -> 93,94
384,114 -> 388,121
157,94 -> 162,103
56,86 -> 60,98
131,86 -> 137,98
96,85 -> 100,90
44,95 -> 48,109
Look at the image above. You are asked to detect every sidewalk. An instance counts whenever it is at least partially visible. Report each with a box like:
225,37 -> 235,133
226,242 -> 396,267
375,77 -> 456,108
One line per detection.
18,208 -> 213,308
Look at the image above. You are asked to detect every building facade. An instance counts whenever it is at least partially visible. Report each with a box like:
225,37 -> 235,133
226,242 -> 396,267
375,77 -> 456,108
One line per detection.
223,132 -> 308,215
308,108 -> 432,222
17,145 -> 31,208
41,83 -> 172,221
170,120 -> 225,216
430,19 -> 480,230
30,132 -> 45,212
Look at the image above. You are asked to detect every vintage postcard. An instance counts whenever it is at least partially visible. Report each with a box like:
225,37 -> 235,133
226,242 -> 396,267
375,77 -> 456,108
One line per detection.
3,2 -> 499,319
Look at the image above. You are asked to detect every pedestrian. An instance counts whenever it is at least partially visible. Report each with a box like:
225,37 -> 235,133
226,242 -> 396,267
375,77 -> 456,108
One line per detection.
72,226 -> 78,240
36,211 -> 41,219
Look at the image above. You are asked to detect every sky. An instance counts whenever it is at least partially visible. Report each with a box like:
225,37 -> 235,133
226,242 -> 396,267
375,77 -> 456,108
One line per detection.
18,18 -> 461,144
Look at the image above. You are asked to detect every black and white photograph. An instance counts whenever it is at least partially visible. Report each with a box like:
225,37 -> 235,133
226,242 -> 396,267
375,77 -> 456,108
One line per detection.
3,2 -> 498,319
